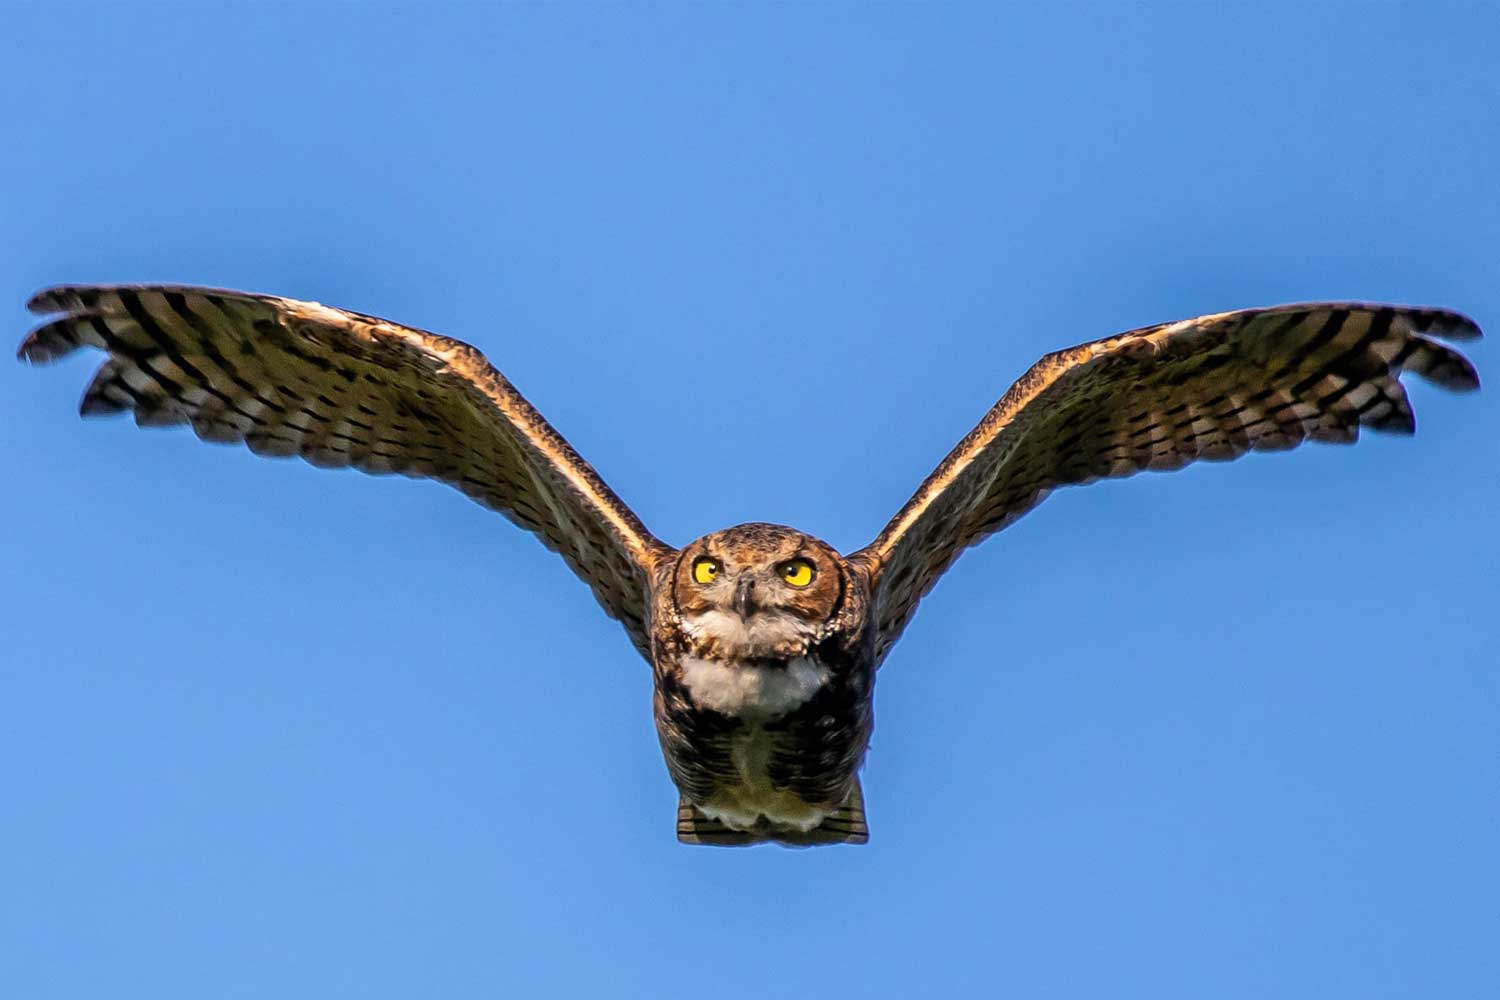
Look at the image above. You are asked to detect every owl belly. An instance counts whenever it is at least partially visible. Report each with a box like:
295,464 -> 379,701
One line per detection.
699,722 -> 832,832
665,655 -> 860,833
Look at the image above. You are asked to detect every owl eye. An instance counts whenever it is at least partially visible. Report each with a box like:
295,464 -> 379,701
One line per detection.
779,559 -> 815,588
691,557 -> 720,585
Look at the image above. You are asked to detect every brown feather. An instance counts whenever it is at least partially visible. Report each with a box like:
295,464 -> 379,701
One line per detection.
853,303 -> 1482,663
21,284 -> 672,659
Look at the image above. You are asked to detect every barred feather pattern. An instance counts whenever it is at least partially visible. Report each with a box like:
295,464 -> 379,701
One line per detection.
852,303 -> 1482,664
20,284 -> 672,659
675,786 -> 869,847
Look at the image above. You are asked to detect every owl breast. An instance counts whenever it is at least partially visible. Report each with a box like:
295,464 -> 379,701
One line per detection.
655,648 -> 874,835
673,655 -> 841,832
676,655 -> 831,719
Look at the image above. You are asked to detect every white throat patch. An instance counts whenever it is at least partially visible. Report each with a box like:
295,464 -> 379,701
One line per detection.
677,656 -> 831,719
682,609 -> 819,654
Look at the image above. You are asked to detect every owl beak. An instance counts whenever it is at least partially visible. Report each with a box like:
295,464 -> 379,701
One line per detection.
733,576 -> 758,619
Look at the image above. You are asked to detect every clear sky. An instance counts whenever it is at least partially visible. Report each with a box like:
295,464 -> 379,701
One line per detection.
3,4 -> 1496,998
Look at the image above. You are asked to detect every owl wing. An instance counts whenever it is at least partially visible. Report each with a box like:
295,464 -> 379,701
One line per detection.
850,303 -> 1481,664
21,284 -> 674,660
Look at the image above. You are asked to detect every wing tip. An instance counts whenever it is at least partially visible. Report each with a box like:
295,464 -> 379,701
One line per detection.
17,325 -> 69,364
1255,302 -> 1482,343
26,284 -> 96,316
1405,336 -> 1482,393
1411,307 -> 1483,343
21,286 -> 102,362
1438,353 -> 1481,393
21,288 -> 75,363
26,288 -> 61,315
78,393 -> 127,417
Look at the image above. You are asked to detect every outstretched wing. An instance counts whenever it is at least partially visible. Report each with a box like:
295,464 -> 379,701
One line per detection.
21,284 -> 674,660
851,303 -> 1481,664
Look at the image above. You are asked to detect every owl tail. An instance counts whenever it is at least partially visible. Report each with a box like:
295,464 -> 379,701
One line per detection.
675,781 -> 869,847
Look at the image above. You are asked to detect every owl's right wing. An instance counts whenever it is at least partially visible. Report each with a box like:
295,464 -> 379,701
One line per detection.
21,284 -> 674,661
851,303 -> 1481,665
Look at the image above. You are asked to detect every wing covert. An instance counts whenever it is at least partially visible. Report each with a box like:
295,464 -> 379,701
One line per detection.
21,284 -> 673,660
851,303 -> 1481,664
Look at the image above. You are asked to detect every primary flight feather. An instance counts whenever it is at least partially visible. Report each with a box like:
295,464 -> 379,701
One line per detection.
21,285 -> 1480,846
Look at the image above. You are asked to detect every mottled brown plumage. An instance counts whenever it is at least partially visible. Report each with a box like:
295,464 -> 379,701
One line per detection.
20,284 -> 672,658
849,304 -> 1482,664
21,286 -> 1481,847
650,524 -> 874,844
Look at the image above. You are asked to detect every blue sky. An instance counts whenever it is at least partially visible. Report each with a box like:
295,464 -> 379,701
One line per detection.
3,4 -> 1495,997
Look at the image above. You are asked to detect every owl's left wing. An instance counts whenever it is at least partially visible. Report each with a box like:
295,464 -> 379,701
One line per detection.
850,303 -> 1481,664
21,284 -> 674,660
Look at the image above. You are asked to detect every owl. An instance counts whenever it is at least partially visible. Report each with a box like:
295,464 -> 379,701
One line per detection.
21,286 -> 1481,846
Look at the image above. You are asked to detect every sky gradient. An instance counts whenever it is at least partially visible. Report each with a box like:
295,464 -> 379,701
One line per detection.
3,4 -> 1496,998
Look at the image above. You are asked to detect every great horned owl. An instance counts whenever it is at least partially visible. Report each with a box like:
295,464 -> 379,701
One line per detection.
20,286 -> 1482,846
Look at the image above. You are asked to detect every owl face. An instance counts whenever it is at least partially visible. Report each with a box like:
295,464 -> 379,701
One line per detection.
671,522 -> 845,660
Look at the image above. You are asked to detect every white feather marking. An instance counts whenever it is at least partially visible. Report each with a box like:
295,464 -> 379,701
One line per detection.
677,656 -> 830,719
680,609 -> 819,658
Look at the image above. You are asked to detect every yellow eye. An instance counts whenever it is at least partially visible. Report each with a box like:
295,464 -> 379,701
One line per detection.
691,557 -> 719,585
780,559 -> 815,588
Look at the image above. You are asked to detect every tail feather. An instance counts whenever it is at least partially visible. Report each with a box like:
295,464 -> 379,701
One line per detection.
676,781 -> 869,847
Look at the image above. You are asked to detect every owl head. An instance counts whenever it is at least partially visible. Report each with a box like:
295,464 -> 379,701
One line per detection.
671,522 -> 855,660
